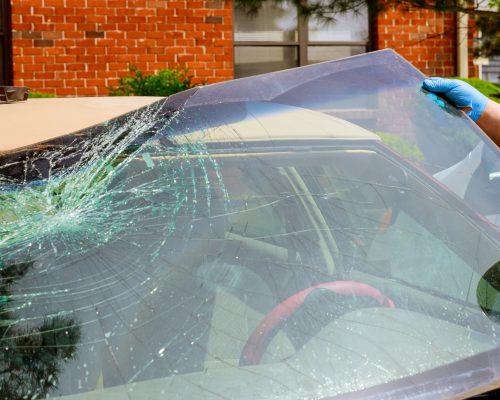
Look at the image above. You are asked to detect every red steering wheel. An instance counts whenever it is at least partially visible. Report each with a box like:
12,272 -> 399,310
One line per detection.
240,280 -> 395,366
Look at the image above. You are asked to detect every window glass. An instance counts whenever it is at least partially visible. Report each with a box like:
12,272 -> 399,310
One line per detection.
1,138 -> 497,398
307,45 -> 366,64
235,46 -> 298,77
367,211 -> 481,300
234,1 -> 298,42
308,8 -> 369,42
234,1 -> 369,77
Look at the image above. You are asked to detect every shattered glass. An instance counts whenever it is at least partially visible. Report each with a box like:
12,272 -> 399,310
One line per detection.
0,50 -> 499,399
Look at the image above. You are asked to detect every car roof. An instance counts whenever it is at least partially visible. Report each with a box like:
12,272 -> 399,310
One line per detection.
173,101 -> 380,144
0,96 -> 162,154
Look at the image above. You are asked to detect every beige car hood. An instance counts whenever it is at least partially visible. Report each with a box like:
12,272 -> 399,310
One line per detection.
0,97 -> 163,153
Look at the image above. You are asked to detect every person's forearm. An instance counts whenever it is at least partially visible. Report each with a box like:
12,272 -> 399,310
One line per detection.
476,100 -> 500,147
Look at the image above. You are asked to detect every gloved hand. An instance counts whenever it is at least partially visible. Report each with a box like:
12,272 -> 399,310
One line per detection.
422,77 -> 489,122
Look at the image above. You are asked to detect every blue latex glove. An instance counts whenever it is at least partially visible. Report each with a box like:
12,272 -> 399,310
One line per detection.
422,77 -> 489,122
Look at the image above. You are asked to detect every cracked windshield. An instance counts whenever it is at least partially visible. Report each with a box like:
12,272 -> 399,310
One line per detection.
1,50 -> 499,399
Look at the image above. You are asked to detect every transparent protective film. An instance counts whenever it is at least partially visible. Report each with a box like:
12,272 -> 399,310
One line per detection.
182,49 -> 499,227
0,50 -> 499,400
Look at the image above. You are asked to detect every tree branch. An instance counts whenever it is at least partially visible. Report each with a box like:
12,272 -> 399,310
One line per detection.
234,0 -> 499,17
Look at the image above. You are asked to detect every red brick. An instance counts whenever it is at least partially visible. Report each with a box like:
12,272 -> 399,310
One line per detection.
46,78 -> 68,88
11,0 -> 240,94
86,15 -> 107,23
65,47 -> 86,55
23,15 -> 44,24
65,15 -> 87,23
55,87 -> 76,96
23,47 -> 45,56
375,4 -> 463,77
157,55 -> 176,62
58,8 -> 76,16
37,71 -> 56,79
56,71 -> 77,79
44,63 -> 66,72
108,0 -> 127,6
94,7 -> 116,15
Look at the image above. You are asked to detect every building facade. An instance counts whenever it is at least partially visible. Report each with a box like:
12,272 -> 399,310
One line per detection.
3,0 -> 478,96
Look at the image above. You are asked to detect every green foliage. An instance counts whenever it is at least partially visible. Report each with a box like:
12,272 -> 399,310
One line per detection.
235,0 -> 378,21
454,77 -> 500,102
475,12 -> 500,58
0,260 -> 80,399
28,91 -> 56,98
108,66 -> 197,96
475,1 -> 500,58
476,261 -> 500,323
377,132 -> 424,163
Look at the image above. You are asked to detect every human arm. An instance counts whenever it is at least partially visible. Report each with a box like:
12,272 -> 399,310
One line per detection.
476,99 -> 500,147
422,77 -> 499,147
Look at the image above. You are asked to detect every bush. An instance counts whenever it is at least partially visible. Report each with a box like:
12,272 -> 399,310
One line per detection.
108,66 -> 197,96
377,132 -> 424,163
28,91 -> 56,98
454,77 -> 500,102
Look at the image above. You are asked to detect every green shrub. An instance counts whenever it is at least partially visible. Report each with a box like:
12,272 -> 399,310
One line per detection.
108,66 -> 197,96
377,132 -> 424,163
454,77 -> 500,102
28,91 -> 56,98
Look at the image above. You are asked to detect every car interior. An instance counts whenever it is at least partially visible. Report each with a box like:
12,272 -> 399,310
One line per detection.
34,136 -> 499,399
1,95 -> 499,398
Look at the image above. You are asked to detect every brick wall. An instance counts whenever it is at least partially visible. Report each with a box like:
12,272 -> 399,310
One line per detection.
11,0 -> 234,96
375,4 -> 477,77
11,1 -> 478,96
